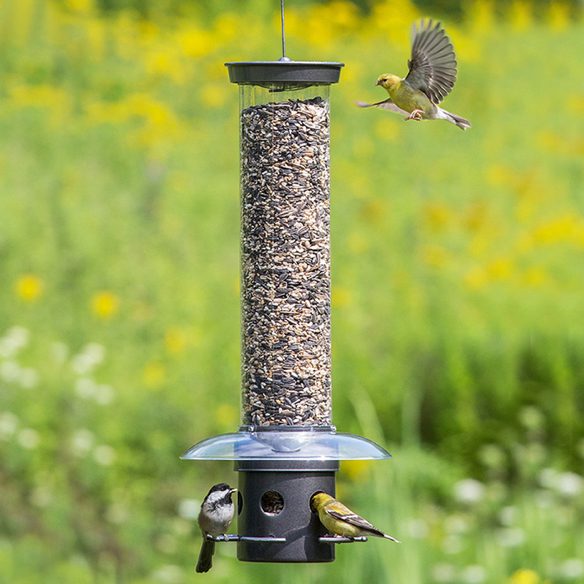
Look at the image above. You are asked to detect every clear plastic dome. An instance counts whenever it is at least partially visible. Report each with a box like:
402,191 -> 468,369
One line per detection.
181,427 -> 391,461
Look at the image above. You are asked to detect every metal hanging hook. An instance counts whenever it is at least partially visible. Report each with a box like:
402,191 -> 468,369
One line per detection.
280,0 -> 290,61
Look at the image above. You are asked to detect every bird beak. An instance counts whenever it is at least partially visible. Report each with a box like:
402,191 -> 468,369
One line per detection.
230,488 -> 238,494
376,79 -> 382,86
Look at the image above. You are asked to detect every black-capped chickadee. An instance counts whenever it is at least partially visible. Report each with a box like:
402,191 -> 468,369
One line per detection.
311,492 -> 400,542
196,483 -> 237,573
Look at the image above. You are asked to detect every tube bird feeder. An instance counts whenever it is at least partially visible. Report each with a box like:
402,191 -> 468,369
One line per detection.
182,2 -> 391,565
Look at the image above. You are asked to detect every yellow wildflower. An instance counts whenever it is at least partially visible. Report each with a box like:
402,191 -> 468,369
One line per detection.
486,164 -> 515,188
467,0 -> 495,34
464,201 -> 488,232
146,49 -> 186,85
165,328 -> 188,355
508,569 -> 541,584
567,96 -> 584,114
370,0 -> 419,47
509,1 -> 532,31
332,287 -> 351,308
373,117 -> 400,142
522,267 -> 548,287
91,291 -> 119,319
348,232 -> 369,255
487,258 -> 513,281
547,3 -> 570,31
65,0 -> 94,14
352,136 -> 375,159
15,274 -> 44,302
464,266 -> 488,290
200,83 -> 228,109
143,362 -> 166,388
213,13 -> 238,44
178,27 -> 213,59
533,215 -> 578,245
215,403 -> 238,431
342,460 -> 372,482
422,245 -> 449,269
424,202 -> 451,232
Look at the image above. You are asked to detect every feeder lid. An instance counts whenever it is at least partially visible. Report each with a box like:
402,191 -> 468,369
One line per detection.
226,59 -> 344,86
181,426 -> 391,461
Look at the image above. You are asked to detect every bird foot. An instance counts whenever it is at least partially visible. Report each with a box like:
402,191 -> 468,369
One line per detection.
405,109 -> 423,121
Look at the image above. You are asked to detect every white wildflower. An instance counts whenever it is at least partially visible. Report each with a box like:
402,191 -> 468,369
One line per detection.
499,505 -> 517,526
461,565 -> 486,584
496,527 -> 525,547
534,490 -> 554,509
19,368 -> 39,389
444,514 -> 471,535
178,498 -> 200,520
75,377 -> 97,399
30,486 -> 52,508
558,559 -> 584,580
95,384 -> 115,405
51,342 -> 69,365
71,343 -> 105,375
405,517 -> 429,539
0,326 -> 30,358
152,564 -> 183,583
0,411 -> 19,438
106,502 -> 129,524
454,479 -> 486,505
71,429 -> 95,456
554,472 -> 583,498
94,445 -> 116,466
432,563 -> 457,583
442,535 -> 463,554
18,428 -> 40,449
0,361 -> 21,383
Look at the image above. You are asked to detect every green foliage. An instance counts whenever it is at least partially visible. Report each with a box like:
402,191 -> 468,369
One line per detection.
0,0 -> 583,582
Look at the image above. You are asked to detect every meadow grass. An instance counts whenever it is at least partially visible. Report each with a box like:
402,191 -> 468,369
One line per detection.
0,0 -> 583,582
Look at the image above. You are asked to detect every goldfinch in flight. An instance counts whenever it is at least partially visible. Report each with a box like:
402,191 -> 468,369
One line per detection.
311,492 -> 400,542
358,19 -> 471,130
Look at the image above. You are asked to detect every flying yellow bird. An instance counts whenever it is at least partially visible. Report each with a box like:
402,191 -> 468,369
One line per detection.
311,492 -> 400,542
358,19 -> 471,130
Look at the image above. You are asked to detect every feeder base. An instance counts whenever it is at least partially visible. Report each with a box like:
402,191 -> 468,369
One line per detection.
235,460 -> 338,563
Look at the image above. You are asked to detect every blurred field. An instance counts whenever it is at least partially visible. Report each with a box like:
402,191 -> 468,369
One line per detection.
1,0 -> 583,582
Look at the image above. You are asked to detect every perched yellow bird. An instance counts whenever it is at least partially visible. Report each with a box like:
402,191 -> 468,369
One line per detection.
358,19 -> 471,130
311,492 -> 400,542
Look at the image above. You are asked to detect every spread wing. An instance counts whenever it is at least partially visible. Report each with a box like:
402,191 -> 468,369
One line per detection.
405,19 -> 457,104
356,99 -> 409,116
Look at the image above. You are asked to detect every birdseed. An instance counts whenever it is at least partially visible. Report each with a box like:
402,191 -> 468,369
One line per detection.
240,97 -> 331,427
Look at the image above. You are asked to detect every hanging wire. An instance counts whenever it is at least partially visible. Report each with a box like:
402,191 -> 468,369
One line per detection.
280,0 -> 289,61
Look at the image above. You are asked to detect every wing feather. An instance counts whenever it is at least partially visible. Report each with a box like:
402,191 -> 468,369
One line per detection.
326,509 -> 386,537
356,99 -> 409,116
405,19 -> 457,104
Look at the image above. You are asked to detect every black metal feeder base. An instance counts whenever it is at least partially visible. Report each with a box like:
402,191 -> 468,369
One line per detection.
235,460 -> 338,563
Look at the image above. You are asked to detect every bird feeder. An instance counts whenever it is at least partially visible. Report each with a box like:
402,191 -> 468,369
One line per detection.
182,1 -> 391,564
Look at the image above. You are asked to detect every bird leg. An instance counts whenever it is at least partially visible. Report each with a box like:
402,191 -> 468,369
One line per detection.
405,109 -> 424,121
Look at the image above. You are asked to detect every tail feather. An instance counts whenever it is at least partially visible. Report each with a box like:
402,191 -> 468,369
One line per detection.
366,526 -> 401,543
383,533 -> 401,543
196,539 -> 215,573
437,107 -> 471,130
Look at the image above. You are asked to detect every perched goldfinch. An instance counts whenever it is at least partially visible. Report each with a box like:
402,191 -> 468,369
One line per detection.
311,492 -> 400,543
358,19 -> 471,130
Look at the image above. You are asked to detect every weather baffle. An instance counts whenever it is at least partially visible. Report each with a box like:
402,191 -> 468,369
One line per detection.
182,3 -> 392,566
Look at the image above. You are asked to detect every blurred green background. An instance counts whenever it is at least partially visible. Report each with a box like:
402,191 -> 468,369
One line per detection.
1,0 -> 583,582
